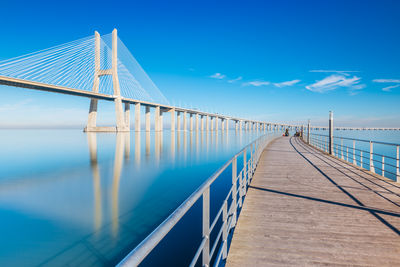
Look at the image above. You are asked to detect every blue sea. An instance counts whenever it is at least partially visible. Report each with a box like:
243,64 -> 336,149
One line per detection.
0,128 -> 398,266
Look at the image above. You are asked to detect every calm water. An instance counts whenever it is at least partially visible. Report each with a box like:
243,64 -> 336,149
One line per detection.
0,129 -> 271,266
1,129 -> 398,266
311,130 -> 400,181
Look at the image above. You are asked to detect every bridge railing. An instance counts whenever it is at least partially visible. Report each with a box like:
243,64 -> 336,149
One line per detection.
304,133 -> 400,183
118,132 -> 280,267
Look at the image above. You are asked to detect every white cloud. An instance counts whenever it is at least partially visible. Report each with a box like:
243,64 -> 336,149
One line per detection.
273,79 -> 301,87
228,76 -> 243,83
310,70 -> 359,76
305,75 -> 365,93
210,73 -> 226,79
382,84 -> 400,92
242,80 -> 270,87
372,78 -> 400,91
372,79 -> 400,83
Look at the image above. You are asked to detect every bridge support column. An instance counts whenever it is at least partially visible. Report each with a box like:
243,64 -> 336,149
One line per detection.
210,117 -> 214,131
206,116 -> 209,131
159,110 -> 163,132
125,103 -> 130,129
226,119 -> 229,132
170,108 -> 175,132
155,106 -> 160,132
221,118 -> 225,131
215,117 -> 219,132
201,115 -> 204,131
190,113 -> 193,131
177,112 -> 181,131
145,106 -> 150,132
183,111 -> 187,131
195,114 -> 199,131
134,103 -> 140,132
84,29 -> 128,132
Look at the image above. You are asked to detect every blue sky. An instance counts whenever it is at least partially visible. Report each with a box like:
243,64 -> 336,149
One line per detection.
0,0 -> 399,127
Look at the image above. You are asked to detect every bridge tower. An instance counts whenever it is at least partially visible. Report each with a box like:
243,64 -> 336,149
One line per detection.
84,29 -> 129,132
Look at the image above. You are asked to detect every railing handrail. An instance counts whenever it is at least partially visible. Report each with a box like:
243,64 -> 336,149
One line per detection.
118,132 -> 278,266
309,132 -> 400,147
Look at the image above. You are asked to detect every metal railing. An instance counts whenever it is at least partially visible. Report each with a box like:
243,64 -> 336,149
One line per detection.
303,132 -> 400,183
118,132 -> 280,267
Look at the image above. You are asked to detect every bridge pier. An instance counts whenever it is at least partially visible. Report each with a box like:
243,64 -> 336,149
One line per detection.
190,113 -> 193,131
155,106 -> 161,132
195,114 -> 199,132
177,111 -> 181,131
134,103 -> 140,132
145,106 -> 150,132
170,108 -> 175,132
183,111 -> 187,131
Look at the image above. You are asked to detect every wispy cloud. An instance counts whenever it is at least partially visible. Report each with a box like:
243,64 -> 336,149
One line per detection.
372,79 -> 400,83
209,73 -> 226,79
382,84 -> 400,92
228,76 -> 242,83
273,79 -> 301,87
242,80 -> 270,87
306,75 -> 365,93
372,78 -> 400,91
310,70 -> 359,77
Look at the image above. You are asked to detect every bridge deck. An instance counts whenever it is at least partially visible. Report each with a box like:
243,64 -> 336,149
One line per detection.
227,137 -> 400,266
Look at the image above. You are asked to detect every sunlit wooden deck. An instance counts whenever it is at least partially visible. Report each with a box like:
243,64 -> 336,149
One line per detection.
227,137 -> 400,266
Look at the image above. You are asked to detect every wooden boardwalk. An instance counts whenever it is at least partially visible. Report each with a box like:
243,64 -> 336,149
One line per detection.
227,137 -> 400,266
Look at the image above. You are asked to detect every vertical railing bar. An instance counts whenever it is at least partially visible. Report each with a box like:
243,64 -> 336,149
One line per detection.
202,187 -> 210,266
222,200 -> 228,260
382,155 -> 385,178
397,146 -> 399,183
231,156 -> 237,229
370,141 -> 375,173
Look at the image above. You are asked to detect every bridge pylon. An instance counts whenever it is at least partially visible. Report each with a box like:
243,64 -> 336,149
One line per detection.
84,29 -> 130,132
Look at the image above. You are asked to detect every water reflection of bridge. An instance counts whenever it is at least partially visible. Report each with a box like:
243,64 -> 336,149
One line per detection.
34,129 -> 259,266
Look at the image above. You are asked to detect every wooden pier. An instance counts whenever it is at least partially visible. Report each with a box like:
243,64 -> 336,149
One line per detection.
227,137 -> 400,266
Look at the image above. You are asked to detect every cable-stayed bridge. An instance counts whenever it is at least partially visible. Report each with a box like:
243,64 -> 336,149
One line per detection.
0,29 -> 299,132
2,29 -> 397,132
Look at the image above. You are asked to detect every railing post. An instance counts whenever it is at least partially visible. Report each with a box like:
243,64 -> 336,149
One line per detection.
353,140 -> 356,164
341,139 -> 344,159
222,200 -> 228,260
329,111 -> 333,155
369,141 -> 375,173
307,120 -> 310,144
202,188 -> 210,266
243,148 -> 247,185
382,156 -> 385,177
231,156 -> 237,228
397,145 -> 399,183
360,150 -> 363,167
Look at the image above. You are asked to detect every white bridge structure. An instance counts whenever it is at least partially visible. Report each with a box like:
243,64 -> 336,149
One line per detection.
1,29 -> 397,132
0,29 -> 298,132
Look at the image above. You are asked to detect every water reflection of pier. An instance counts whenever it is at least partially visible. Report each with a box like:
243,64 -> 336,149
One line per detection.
87,129 -> 262,236
82,129 -> 266,265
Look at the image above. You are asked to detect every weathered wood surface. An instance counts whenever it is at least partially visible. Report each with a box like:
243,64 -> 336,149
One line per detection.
227,137 -> 400,266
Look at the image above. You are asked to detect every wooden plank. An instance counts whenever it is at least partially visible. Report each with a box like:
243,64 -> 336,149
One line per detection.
227,137 -> 400,266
